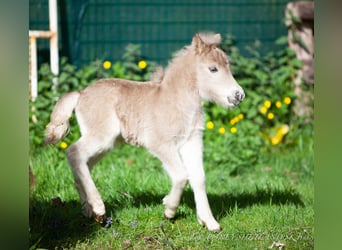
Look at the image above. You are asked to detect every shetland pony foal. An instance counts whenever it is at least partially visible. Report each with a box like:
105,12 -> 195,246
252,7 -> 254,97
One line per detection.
45,33 -> 245,232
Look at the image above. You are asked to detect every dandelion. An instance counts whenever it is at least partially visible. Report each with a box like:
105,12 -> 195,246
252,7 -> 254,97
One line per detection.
264,100 -> 271,109
230,127 -> 237,134
238,113 -> 244,120
284,97 -> 291,105
230,117 -> 239,125
270,136 -> 281,145
275,101 -> 282,108
260,106 -> 267,114
60,141 -> 68,149
206,121 -> 214,129
279,124 -> 289,135
268,124 -> 289,146
138,60 -> 147,69
218,127 -> 225,134
103,60 -> 111,69
267,112 -> 274,120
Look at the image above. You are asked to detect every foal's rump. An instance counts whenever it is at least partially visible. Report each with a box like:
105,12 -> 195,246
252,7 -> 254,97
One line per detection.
74,81 -> 121,139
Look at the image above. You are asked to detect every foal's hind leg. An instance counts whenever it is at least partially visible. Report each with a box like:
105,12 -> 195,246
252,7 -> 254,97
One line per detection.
66,135 -> 115,223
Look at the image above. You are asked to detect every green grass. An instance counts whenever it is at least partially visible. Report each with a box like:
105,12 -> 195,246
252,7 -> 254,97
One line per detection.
29,131 -> 313,249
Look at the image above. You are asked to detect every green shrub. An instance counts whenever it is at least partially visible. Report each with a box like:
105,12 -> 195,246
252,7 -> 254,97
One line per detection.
29,35 -> 312,168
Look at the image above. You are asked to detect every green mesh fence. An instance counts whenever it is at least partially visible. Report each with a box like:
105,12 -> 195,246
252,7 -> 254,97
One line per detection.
29,0 -> 289,67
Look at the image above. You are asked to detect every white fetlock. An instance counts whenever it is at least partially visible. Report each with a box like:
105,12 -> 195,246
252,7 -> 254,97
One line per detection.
163,195 -> 177,219
206,220 -> 222,232
197,215 -> 222,232
164,207 -> 177,219
81,199 -> 106,222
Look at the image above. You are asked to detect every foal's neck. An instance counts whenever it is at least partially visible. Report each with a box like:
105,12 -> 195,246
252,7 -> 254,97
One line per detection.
161,53 -> 199,100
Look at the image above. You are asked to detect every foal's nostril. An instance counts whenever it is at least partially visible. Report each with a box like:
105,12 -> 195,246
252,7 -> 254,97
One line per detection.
235,91 -> 245,102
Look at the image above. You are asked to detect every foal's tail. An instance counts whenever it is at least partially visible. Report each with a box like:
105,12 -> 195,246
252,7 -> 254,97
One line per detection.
45,91 -> 80,144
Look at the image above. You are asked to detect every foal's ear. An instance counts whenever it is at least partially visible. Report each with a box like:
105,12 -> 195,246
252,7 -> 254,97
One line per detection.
192,33 -> 207,55
192,33 -> 222,55
213,33 -> 222,44
192,33 -> 204,47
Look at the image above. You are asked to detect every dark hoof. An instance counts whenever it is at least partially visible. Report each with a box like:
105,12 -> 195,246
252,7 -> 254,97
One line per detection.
94,213 -> 105,224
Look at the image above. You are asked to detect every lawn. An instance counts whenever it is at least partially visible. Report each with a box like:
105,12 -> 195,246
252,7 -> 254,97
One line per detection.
29,126 -> 313,249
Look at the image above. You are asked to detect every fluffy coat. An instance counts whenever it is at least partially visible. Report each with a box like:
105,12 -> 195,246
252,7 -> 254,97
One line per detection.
45,33 -> 245,231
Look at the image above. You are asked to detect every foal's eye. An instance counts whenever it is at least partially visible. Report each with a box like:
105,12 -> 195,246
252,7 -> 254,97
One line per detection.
209,66 -> 218,73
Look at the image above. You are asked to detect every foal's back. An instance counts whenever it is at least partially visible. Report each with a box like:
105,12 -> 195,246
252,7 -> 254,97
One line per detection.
74,79 -> 162,145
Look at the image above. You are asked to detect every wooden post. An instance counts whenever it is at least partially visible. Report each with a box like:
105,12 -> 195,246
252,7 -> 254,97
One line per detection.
286,1 -> 314,85
285,1 -> 314,121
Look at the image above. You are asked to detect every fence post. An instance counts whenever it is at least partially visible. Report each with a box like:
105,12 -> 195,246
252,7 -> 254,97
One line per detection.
49,0 -> 59,89
29,36 -> 38,101
29,0 -> 59,101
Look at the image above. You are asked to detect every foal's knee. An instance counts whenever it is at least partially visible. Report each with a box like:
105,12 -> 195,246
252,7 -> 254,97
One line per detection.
173,171 -> 188,189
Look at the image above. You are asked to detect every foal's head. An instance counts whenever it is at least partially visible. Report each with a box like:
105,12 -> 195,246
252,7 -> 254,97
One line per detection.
191,33 -> 245,108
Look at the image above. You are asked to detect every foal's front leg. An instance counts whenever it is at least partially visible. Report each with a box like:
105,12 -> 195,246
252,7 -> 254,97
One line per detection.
151,145 -> 189,219
180,133 -> 222,232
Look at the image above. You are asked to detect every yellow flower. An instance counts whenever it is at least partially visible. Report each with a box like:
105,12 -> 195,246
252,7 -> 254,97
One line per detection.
218,127 -> 225,134
230,117 -> 239,125
275,101 -> 282,108
267,124 -> 289,146
260,106 -> 267,114
264,100 -> 271,109
284,97 -> 291,105
206,121 -> 214,129
267,112 -> 274,120
60,141 -> 68,149
103,60 -> 111,69
238,114 -> 244,120
138,60 -> 147,69
277,124 -> 290,135
230,127 -> 237,134
270,136 -> 281,145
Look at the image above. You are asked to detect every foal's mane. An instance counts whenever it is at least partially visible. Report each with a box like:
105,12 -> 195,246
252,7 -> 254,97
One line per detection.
149,32 -> 225,83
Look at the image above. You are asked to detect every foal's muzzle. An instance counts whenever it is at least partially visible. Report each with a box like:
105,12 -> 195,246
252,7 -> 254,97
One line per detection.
229,90 -> 245,106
